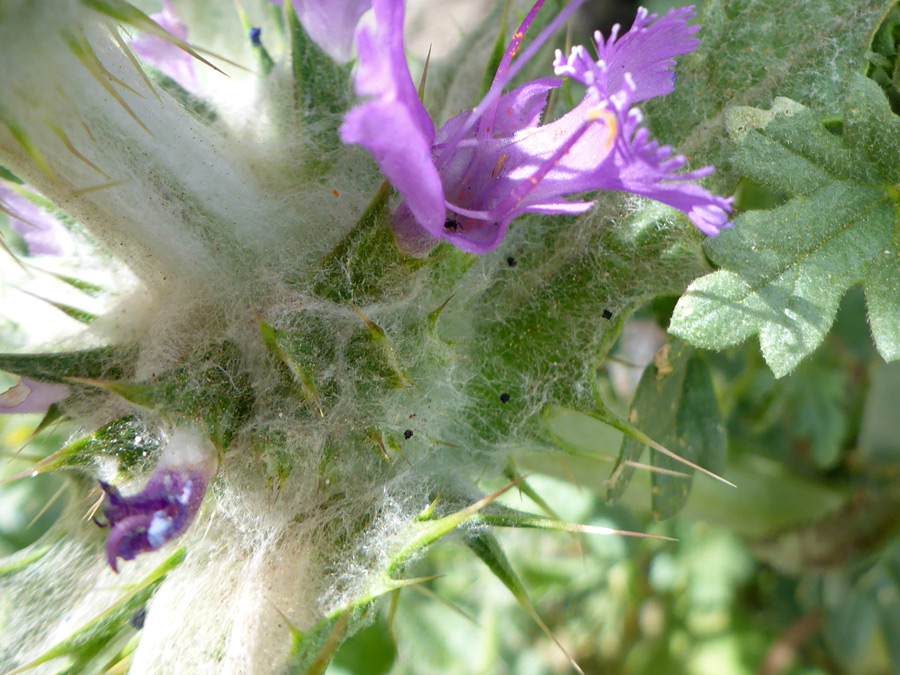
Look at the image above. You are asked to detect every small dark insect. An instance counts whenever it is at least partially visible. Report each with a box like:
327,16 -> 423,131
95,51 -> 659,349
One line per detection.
130,606 -> 147,630
601,309 -> 613,319
499,393 -> 510,403
444,218 -> 460,233
403,429 -> 413,439
506,256 -> 517,267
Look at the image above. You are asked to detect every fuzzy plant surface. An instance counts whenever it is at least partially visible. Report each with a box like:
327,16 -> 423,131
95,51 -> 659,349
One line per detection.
0,0 -> 898,673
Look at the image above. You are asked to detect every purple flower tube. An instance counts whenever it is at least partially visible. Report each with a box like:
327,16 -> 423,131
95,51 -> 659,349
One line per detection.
131,0 -> 199,91
0,377 -> 70,414
268,0 -> 372,62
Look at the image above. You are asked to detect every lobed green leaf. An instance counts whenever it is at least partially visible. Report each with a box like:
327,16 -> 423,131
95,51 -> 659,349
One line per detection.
645,0 -> 892,191
671,78 -> 900,376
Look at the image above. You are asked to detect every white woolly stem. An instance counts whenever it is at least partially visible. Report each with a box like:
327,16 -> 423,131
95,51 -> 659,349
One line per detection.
0,3 -> 340,296
128,520 -> 319,674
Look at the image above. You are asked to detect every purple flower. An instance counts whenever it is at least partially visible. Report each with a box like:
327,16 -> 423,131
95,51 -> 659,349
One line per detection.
132,0 -> 198,92
97,427 -> 216,573
552,6 -> 732,236
554,6 -> 700,105
0,377 -> 70,414
341,1 -> 732,254
0,184 -> 71,256
268,0 -> 372,63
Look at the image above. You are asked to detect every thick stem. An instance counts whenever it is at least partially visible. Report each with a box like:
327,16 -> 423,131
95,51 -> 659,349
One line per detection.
0,3 -> 352,298
129,521 -> 320,674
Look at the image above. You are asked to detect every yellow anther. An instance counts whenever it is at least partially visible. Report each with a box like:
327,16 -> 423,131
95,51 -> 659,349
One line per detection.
585,107 -> 618,150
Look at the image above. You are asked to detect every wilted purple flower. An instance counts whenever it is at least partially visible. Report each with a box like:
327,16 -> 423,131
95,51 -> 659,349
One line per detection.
97,427 -> 216,572
268,0 -> 372,62
0,184 -> 71,256
0,377 -> 70,414
341,1 -> 732,254
132,0 -> 198,92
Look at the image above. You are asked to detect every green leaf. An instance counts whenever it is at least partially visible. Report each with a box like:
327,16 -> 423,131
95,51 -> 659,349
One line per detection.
450,200 -> 710,448
472,509 -> 675,543
256,313 -> 327,417
671,79 -> 900,377
0,537 -> 55,578
140,65 -> 219,123
859,360 -> 900,465
463,530 -> 584,674
823,577 -> 880,665
25,293 -> 97,325
123,341 -> 253,448
330,619 -> 396,675
29,415 -> 163,476
389,481 -> 521,575
463,530 -> 528,603
607,341 -> 726,520
7,545 -> 184,674
282,609 -> 355,675
310,183 -> 428,303
753,487 -> 900,574
644,0 -> 892,190
792,367 -> 848,469
867,6 -> 900,114
0,166 -> 21,183
0,345 -> 137,384
43,272 -> 106,298
878,552 -> 900,670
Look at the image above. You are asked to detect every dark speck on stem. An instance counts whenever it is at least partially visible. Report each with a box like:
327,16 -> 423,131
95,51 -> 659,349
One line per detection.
130,606 -> 147,630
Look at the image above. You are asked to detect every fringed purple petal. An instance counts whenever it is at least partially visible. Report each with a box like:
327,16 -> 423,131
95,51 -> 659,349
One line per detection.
553,5 -> 699,102
343,1 -> 729,254
579,78 -> 733,235
430,92 -> 618,253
